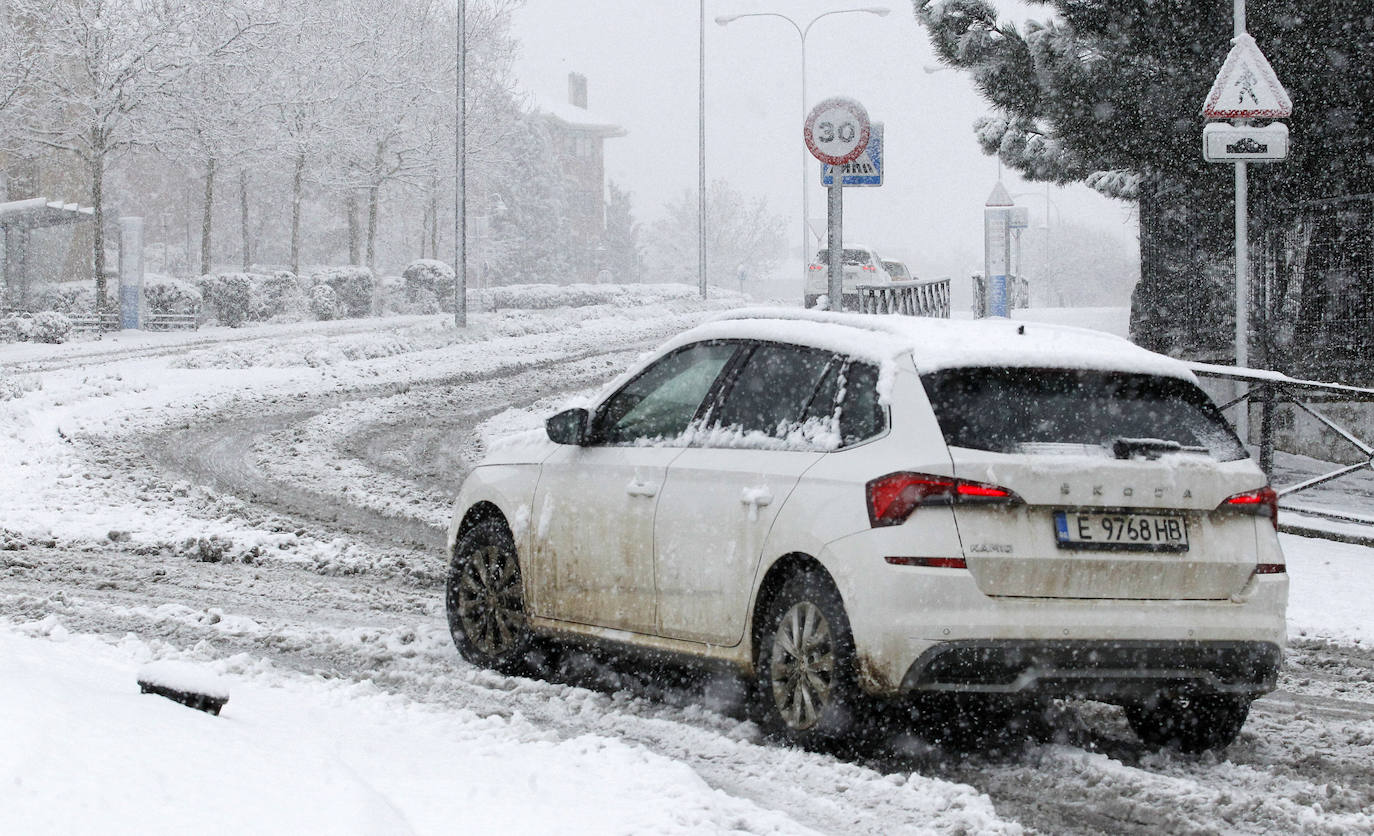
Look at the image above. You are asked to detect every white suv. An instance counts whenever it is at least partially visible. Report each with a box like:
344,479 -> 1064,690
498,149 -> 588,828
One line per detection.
805,245 -> 885,310
445,310 -> 1286,751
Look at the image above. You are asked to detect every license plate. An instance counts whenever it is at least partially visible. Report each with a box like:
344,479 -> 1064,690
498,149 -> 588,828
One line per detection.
1053,511 -> 1189,552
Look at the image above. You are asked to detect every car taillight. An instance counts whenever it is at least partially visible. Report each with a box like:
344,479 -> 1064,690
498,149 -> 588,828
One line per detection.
862,264 -> 877,271
1254,563 -> 1286,575
808,264 -> 824,271
1218,486 -> 1278,530
865,471 -> 1020,528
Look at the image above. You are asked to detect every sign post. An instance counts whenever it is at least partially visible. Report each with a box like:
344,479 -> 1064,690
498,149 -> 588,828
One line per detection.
804,97 -> 870,310
1201,12 -> 1292,444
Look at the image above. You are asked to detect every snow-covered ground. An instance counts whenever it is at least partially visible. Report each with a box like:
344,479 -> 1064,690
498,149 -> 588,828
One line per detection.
11,626 -> 999,836
3,292 -> 1373,834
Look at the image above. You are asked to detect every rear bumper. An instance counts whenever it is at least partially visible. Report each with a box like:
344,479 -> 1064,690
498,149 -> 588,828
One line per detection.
900,639 -> 1282,701
821,526 -> 1288,698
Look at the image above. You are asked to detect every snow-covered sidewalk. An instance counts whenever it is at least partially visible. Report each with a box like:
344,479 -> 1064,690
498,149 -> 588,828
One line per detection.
4,624 -> 1020,835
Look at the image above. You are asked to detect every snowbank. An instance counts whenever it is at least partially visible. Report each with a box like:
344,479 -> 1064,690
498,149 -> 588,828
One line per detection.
0,624 -> 1015,835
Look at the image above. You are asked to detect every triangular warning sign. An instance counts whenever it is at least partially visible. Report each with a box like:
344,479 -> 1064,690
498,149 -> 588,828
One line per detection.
1202,32 -> 1292,119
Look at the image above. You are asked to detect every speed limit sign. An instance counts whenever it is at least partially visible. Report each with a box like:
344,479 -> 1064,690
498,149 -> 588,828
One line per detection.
804,97 -> 871,166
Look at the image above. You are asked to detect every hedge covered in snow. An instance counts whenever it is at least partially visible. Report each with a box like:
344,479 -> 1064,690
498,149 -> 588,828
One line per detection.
0,311 -> 73,344
402,260 -> 455,313
484,282 -> 700,311
311,267 -> 375,319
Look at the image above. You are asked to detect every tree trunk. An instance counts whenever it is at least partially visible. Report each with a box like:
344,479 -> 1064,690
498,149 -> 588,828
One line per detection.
290,151 -> 304,276
200,156 -> 216,276
366,144 -> 382,276
91,140 -> 106,314
419,201 -> 429,259
346,189 -> 361,266
239,168 -> 251,271
366,183 -> 379,273
429,179 -> 439,261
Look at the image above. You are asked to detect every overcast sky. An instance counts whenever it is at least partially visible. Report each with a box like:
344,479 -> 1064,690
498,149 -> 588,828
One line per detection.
511,0 -> 1139,281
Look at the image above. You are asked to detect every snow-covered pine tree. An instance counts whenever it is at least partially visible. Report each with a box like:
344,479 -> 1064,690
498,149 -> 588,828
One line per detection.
600,181 -> 645,284
914,1 -> 1374,365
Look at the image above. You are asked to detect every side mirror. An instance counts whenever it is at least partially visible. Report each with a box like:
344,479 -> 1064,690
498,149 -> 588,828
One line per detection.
546,407 -> 590,446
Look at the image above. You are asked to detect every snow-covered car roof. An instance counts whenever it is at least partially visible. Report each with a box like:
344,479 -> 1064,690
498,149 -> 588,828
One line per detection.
686,308 -> 1195,381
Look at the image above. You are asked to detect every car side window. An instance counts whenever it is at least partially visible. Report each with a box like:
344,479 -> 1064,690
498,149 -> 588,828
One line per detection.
835,361 -> 886,446
707,343 -> 835,446
798,359 -> 885,447
593,342 -> 738,445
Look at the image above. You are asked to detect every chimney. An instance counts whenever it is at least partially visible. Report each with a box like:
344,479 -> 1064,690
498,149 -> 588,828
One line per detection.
568,72 -> 588,109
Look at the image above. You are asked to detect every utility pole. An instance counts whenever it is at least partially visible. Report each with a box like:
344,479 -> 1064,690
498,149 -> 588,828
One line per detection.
698,0 -> 707,299
455,0 -> 467,327
1233,0 -> 1248,441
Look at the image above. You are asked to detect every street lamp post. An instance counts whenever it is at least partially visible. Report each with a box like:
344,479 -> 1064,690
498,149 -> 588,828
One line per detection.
716,6 -> 890,306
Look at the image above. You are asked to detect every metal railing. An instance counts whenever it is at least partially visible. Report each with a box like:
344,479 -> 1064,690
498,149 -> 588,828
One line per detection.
854,278 -> 951,318
68,312 -> 121,332
68,310 -> 201,333
145,312 -> 200,331
1191,361 -> 1374,538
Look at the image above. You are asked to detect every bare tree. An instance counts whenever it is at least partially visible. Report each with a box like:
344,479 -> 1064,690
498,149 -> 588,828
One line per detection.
16,0 -> 263,310
260,0 -> 376,276
648,181 -> 787,287
153,10 -> 273,275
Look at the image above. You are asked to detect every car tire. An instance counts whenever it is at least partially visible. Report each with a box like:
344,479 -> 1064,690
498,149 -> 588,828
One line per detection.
445,518 -> 532,674
753,571 -> 864,747
803,294 -> 820,309
1125,693 -> 1251,753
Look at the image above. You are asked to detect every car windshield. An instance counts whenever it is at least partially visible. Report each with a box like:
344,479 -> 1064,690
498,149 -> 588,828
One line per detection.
812,249 -> 872,266
920,367 -> 1247,461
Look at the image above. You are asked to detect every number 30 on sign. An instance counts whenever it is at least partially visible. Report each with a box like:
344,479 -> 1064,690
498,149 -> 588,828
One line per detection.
804,97 -> 871,167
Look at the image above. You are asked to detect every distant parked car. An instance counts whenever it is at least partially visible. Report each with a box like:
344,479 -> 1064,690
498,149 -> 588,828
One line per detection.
805,245 -> 884,310
444,310 -> 1287,752
881,259 -> 914,282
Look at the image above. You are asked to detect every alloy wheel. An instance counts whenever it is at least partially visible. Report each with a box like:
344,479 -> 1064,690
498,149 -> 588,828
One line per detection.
455,542 -> 524,658
768,601 -> 837,730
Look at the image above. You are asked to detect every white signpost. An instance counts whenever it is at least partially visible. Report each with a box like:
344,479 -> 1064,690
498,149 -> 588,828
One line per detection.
804,96 -> 871,310
1201,12 -> 1292,443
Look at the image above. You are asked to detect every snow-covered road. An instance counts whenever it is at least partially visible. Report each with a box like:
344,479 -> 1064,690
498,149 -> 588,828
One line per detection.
3,289 -> 1373,834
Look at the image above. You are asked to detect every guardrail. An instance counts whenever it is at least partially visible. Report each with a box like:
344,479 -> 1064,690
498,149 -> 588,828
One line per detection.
145,312 -> 200,331
68,312 -> 121,333
67,310 -> 200,333
854,278 -> 951,318
1191,362 -> 1374,541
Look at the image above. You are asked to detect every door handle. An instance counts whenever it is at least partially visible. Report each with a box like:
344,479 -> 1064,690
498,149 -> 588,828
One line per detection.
626,479 -> 658,498
741,487 -> 773,507
741,487 -> 773,521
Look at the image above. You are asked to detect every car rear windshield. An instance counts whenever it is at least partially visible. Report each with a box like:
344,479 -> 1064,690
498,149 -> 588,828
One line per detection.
812,249 -> 872,266
920,367 -> 1247,461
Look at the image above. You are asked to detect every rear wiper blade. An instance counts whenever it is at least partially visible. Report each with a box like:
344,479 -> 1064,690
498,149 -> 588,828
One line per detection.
1111,437 -> 1209,460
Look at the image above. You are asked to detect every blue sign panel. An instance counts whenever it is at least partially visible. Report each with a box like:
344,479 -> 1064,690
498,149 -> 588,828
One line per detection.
821,123 -> 883,187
